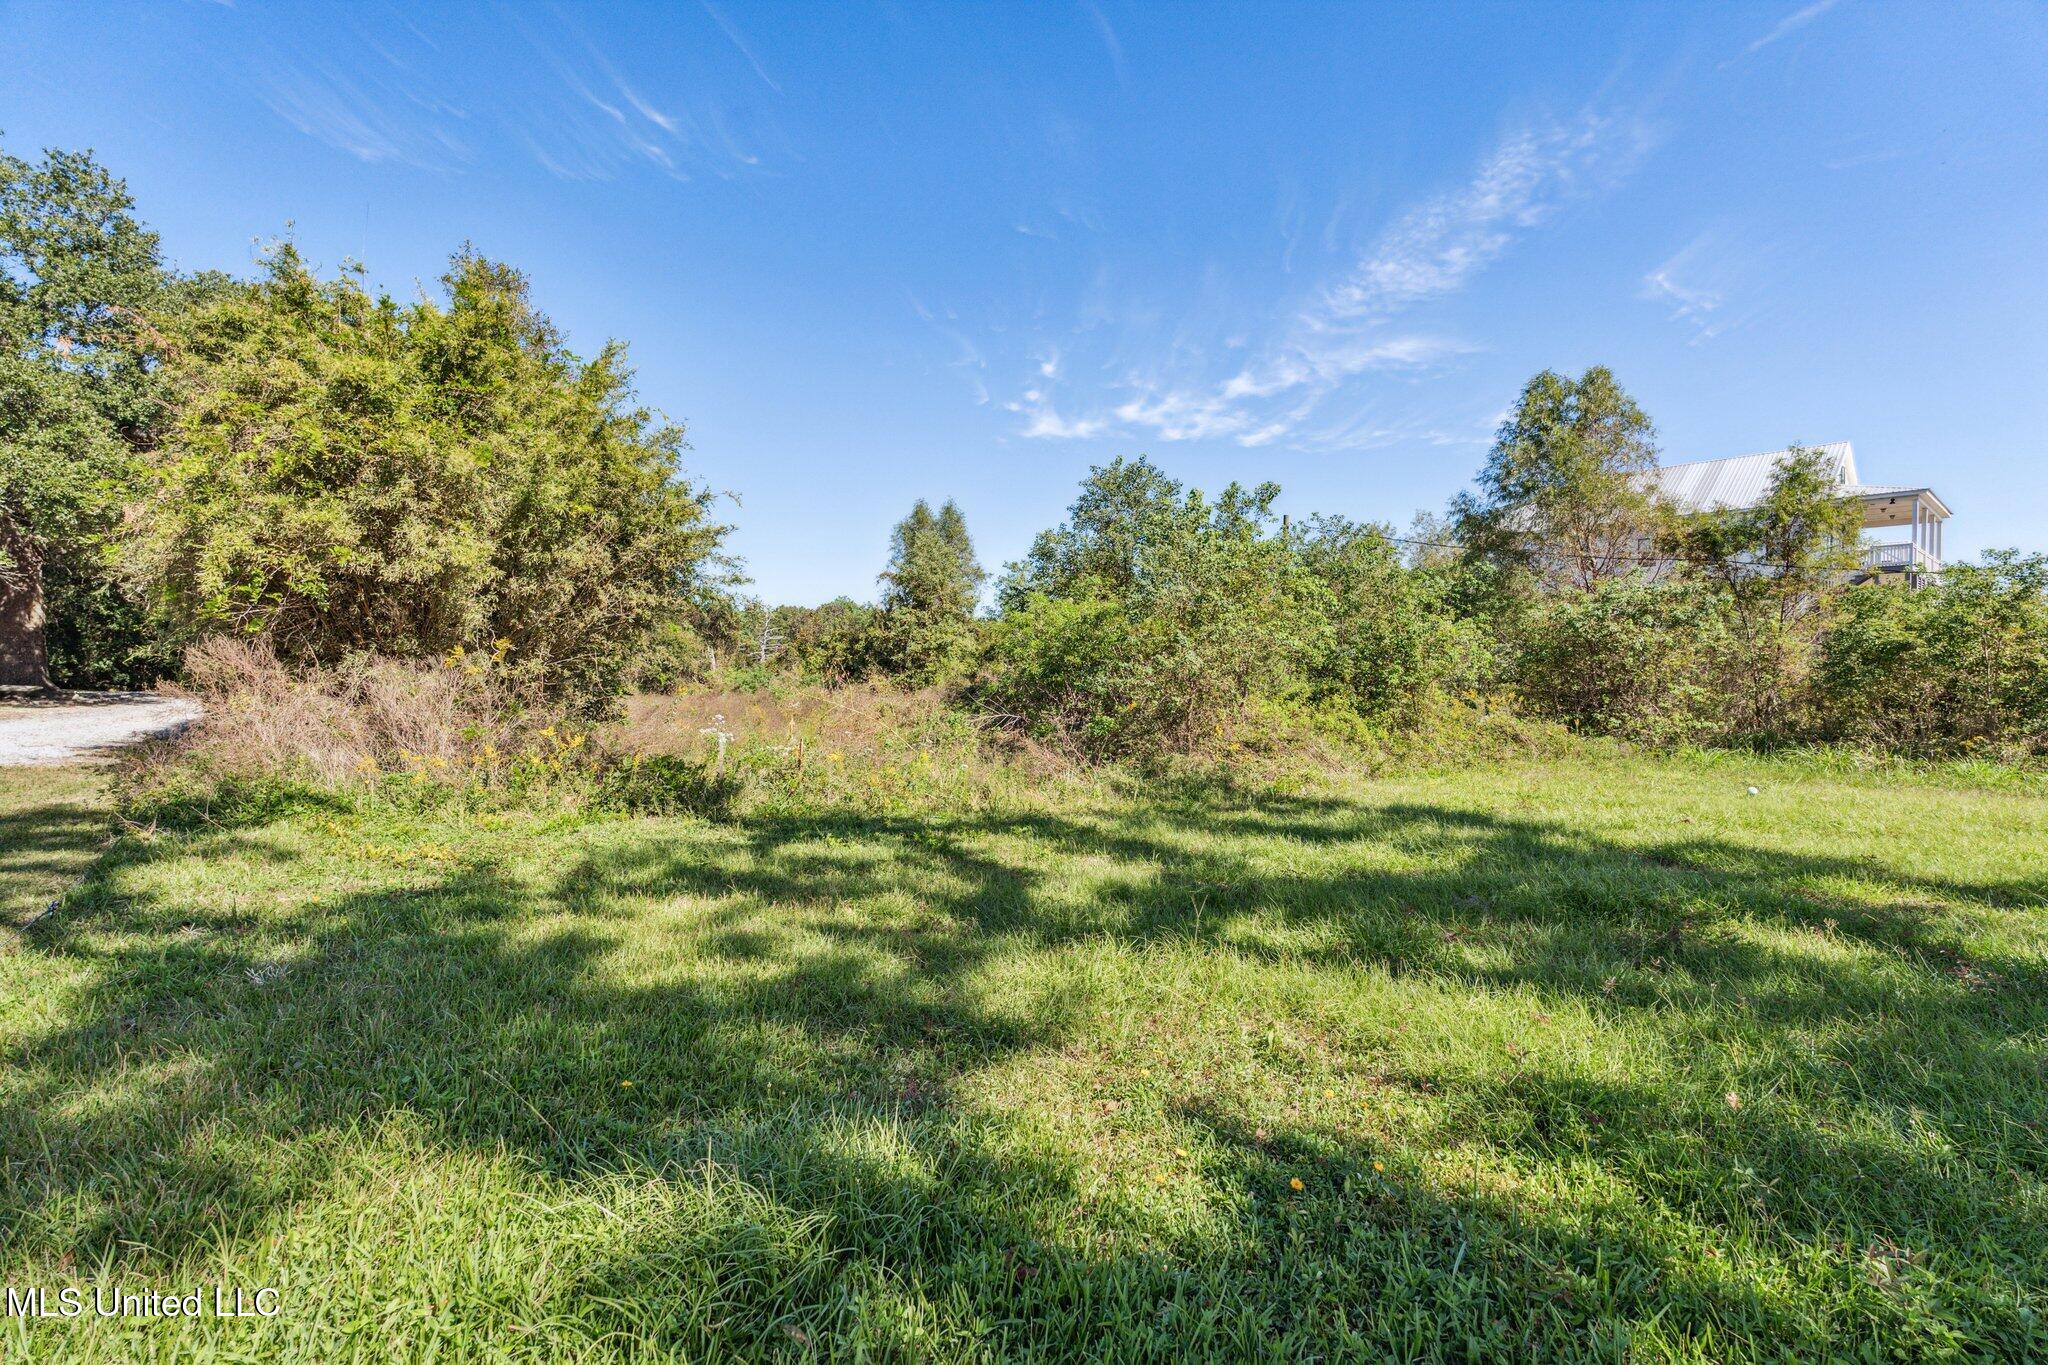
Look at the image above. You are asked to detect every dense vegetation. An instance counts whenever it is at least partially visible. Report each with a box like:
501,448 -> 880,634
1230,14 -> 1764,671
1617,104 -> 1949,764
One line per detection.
5,138 -> 2045,761
5,137 -> 2048,1364
0,146 -> 184,687
1,146 -> 730,706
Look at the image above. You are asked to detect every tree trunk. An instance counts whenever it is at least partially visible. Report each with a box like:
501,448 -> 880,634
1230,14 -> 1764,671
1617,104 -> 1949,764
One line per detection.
0,516 -> 52,690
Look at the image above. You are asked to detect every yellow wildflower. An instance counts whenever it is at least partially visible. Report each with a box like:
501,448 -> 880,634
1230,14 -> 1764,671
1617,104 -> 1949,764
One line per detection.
1289,1177 -> 1304,1192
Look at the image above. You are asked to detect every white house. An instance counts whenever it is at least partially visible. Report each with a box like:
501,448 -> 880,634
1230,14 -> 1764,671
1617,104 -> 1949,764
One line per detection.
1649,442 -> 1951,584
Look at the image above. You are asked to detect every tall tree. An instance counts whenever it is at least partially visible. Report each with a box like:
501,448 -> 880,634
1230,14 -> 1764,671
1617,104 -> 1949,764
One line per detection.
1665,446 -> 1862,735
998,456 -> 1184,608
0,144 -> 172,688
874,497 -> 983,684
128,244 -> 731,705
1453,366 -> 1661,592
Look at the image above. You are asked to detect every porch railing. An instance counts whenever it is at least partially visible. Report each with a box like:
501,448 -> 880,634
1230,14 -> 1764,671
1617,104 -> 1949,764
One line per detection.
1860,542 -> 1938,573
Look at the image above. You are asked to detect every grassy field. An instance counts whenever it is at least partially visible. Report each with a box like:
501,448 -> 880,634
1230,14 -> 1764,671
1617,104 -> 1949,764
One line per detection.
1,766 -> 109,935
1,749 -> 2044,1361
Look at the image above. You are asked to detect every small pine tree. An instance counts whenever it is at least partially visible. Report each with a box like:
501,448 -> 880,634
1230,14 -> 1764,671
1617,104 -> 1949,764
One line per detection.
874,498 -> 983,685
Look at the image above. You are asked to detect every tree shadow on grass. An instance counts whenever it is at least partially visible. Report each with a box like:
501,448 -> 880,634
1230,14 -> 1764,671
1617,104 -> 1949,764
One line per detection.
3,782 -> 2045,1356
537,797 -> 2048,1342
0,776 -> 111,929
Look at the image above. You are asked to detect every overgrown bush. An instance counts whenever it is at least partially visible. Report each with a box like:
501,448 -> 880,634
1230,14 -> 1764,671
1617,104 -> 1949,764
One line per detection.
126,245 -> 731,707
114,637 -> 584,821
1815,552 -> 2048,757
1295,514 -> 1492,725
1507,577 -> 1725,743
590,753 -> 742,818
976,594 -> 1146,754
1658,446 -> 1863,741
976,461 -> 1499,760
980,463 -> 1321,757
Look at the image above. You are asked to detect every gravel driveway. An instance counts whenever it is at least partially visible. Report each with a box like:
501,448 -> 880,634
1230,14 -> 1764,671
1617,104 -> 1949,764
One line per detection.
0,693 -> 202,766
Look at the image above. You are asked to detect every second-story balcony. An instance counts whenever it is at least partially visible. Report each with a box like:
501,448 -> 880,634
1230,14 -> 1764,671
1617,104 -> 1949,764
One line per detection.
1859,541 -> 1940,576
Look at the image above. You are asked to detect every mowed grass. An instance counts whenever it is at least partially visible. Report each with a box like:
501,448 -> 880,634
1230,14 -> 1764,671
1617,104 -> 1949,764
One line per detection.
0,765 -> 108,933
1,750 -> 2045,1361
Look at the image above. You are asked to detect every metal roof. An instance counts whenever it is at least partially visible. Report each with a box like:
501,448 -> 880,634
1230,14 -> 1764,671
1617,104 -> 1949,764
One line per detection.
1649,442 -> 1859,514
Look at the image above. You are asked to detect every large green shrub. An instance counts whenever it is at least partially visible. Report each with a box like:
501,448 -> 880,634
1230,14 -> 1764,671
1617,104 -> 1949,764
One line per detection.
777,598 -> 882,684
1816,552 -> 2048,756
980,460 -> 1482,758
1509,577 -> 1726,743
1660,447 -> 1863,740
983,463 -> 1317,756
977,593 -> 1146,752
127,245 -> 730,706
1295,515 -> 1491,724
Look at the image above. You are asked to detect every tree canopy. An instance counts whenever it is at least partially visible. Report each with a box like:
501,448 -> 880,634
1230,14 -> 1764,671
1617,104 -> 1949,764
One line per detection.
1453,366 -> 1661,592
128,244 -> 730,704
872,497 -> 982,684
0,144 -> 176,686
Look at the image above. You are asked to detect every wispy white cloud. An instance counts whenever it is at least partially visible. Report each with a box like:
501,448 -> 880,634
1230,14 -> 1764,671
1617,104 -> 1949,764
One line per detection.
1320,116 -> 1638,322
911,296 -> 992,405
620,86 -> 681,135
1083,3 -> 1130,95
699,0 -> 782,93
1008,387 -> 1109,439
236,6 -> 779,183
253,54 -> 471,169
996,110 -> 1649,447
1642,267 -> 1720,322
508,12 -> 738,182
1746,0 -> 1846,54
1640,232 -> 1753,342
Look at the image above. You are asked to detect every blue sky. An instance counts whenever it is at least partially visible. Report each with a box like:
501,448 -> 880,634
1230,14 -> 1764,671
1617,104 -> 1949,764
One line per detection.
5,1 -> 2044,603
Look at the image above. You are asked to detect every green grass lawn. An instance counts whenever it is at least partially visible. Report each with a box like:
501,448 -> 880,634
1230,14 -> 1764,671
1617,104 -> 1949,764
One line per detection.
2,750 -> 2044,1360
0,766 -> 108,933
